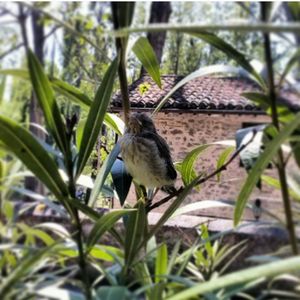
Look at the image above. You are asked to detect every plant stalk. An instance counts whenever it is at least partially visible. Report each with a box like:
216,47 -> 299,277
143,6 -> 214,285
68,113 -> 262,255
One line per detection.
66,149 -> 91,299
262,3 -> 298,255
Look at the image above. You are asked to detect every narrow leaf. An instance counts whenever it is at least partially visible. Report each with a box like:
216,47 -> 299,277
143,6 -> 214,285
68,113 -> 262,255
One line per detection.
216,146 -> 235,181
0,115 -> 68,200
125,200 -> 147,267
0,69 -> 93,108
51,77 -> 92,107
86,209 -> 134,250
167,256 -> 300,300
153,65 -> 250,114
27,50 -> 68,154
279,49 -> 300,87
0,75 -> 6,103
234,111 -> 300,225
104,113 -> 125,136
155,244 -> 168,283
262,175 -> 300,201
88,143 -> 121,207
0,245 -> 55,298
132,37 -> 161,88
181,145 -> 210,186
190,31 -> 265,87
76,56 -> 119,177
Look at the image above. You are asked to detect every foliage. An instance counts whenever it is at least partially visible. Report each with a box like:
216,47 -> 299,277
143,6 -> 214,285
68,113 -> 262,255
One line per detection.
0,1 -> 300,299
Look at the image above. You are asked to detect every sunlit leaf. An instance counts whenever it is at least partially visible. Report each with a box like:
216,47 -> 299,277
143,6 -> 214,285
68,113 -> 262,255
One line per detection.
189,31 -> 265,88
234,111 -> 300,225
27,50 -> 68,154
0,75 -> 6,103
0,245 -> 55,298
0,115 -> 68,200
76,56 -> 119,177
132,37 -> 161,88
216,146 -> 235,181
104,113 -> 125,136
172,200 -> 233,219
166,256 -> 300,300
0,69 -> 93,108
262,175 -> 300,201
155,243 -> 168,283
88,143 -> 121,207
51,78 -> 92,107
153,65 -> 250,114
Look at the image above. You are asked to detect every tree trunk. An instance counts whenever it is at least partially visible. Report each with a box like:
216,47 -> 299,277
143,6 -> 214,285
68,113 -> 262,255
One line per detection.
25,9 -> 45,196
141,2 -> 172,76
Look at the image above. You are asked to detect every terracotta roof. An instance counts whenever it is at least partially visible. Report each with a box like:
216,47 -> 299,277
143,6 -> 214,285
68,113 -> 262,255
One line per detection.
111,75 -> 300,113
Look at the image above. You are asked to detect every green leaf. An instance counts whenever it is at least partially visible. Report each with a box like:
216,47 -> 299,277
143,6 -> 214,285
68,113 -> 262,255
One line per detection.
132,37 -> 161,88
0,75 -> 6,104
153,65 -> 249,114
76,56 -> 119,177
189,31 -> 265,88
90,245 -> 124,262
111,2 -> 135,29
88,143 -> 121,207
27,50 -> 68,154
104,113 -> 125,136
166,256 -> 300,300
0,69 -> 29,79
262,175 -> 300,201
234,111 -> 300,226
171,200 -> 233,219
86,209 -> 134,250
216,147 -> 235,181
181,145 -> 210,186
0,115 -> 68,200
155,243 -> 168,283
241,92 -> 270,110
0,69 -> 93,108
0,244 -> 55,298
51,77 -> 92,107
279,49 -> 300,87
125,200 -> 147,267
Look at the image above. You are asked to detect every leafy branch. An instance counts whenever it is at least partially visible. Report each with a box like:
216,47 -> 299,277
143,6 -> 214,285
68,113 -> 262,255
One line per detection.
147,130 -> 257,212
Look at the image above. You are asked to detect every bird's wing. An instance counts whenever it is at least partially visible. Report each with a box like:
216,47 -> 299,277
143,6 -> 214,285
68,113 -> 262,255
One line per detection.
140,132 -> 177,180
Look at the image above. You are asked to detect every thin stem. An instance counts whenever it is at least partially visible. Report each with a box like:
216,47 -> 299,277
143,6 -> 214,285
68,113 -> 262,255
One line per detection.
65,148 -> 91,299
261,3 -> 298,255
111,3 -> 131,125
148,131 -> 257,212
117,48 -> 130,125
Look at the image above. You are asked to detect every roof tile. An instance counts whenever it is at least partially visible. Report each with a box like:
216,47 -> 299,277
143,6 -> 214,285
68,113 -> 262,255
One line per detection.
111,75 -> 300,112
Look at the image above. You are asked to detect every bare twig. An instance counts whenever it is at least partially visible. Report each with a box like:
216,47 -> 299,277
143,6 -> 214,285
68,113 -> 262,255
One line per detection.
148,131 -> 257,212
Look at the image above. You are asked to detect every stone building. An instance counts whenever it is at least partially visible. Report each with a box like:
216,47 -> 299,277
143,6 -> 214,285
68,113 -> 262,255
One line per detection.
111,75 -> 299,221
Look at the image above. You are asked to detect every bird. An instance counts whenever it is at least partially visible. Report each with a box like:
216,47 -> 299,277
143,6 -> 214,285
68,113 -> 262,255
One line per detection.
119,112 -> 177,192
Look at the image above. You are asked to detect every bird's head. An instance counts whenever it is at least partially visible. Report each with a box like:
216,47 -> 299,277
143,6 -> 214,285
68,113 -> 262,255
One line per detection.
126,113 -> 157,134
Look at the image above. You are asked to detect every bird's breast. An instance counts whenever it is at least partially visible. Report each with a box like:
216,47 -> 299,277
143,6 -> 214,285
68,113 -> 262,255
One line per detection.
120,134 -> 174,188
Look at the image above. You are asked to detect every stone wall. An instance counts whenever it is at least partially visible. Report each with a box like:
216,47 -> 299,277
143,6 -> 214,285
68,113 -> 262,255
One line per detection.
128,111 -> 284,220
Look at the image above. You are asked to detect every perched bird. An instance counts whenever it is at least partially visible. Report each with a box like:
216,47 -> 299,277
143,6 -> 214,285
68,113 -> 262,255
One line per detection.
120,112 -> 177,190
